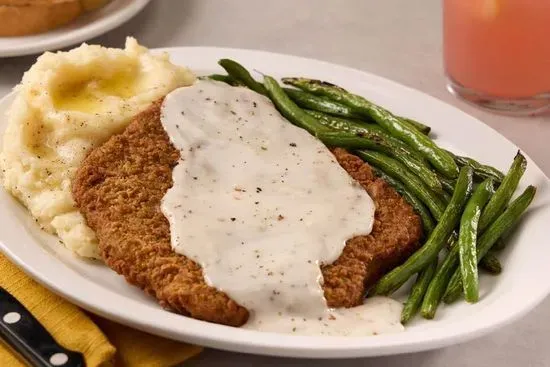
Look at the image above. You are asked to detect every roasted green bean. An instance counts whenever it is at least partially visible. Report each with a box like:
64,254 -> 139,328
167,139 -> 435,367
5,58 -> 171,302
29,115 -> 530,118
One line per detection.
420,179 -> 493,316
439,175 -> 456,194
443,185 -> 536,303
452,153 -> 505,183
305,110 -> 427,161
401,117 -> 431,135
202,73 -> 242,86
218,59 -> 268,95
357,151 -> 447,219
282,77 -> 459,178
372,167 -> 436,236
458,179 -> 495,302
371,166 -> 473,296
478,152 -> 527,232
283,88 -> 365,119
420,244 -> 460,319
401,261 -> 437,324
263,76 -> 326,136
479,252 -> 502,275
319,132 -> 443,193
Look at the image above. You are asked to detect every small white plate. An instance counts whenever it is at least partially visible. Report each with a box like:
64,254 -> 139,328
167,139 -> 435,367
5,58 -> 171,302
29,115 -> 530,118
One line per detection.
1,47 -> 549,358
0,0 -> 150,57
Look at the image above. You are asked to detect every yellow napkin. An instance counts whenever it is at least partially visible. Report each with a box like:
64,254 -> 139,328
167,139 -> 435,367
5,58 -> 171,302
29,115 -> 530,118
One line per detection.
0,253 -> 202,367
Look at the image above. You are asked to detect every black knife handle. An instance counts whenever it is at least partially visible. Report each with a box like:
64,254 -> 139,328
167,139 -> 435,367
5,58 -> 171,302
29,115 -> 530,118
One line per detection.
0,287 -> 85,367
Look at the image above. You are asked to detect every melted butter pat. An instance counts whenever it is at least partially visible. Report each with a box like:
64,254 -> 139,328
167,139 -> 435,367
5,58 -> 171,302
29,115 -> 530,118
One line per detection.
52,69 -> 138,113
161,81 -> 403,336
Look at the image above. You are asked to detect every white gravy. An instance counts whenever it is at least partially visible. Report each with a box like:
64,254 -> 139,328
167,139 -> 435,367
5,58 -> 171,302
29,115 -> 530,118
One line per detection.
160,81 -> 404,336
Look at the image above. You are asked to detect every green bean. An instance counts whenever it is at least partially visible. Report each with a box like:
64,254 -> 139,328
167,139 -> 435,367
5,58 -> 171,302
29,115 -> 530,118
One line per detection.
305,110 -> 427,162
443,185 -> 536,303
357,151 -> 447,220
442,274 -> 465,304
401,117 -> 431,135
319,132 -> 443,194
206,69 -> 367,122
283,88 -> 365,119
218,59 -> 268,96
440,190 -> 452,204
282,77 -> 459,178
481,231 -> 509,263
491,238 -> 507,251
401,261 -> 437,324
372,167 -> 435,236
479,252 -> 502,275
490,226 -> 514,251
479,152 -> 527,233
420,179 -> 493,317
263,76 -> 327,136
452,153 -> 505,183
211,61 -> 433,135
202,74 -> 243,86
319,131 -> 422,168
317,131 -> 386,150
287,79 -> 431,134
447,231 -> 458,249
371,166 -> 473,296
439,175 -> 456,194
457,159 -> 504,182
421,243 -> 460,319
458,179 -> 495,303
305,109 -> 369,131
403,157 -> 444,195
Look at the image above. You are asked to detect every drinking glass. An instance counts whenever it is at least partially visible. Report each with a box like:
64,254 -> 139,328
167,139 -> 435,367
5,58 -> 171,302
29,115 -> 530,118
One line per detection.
444,0 -> 550,115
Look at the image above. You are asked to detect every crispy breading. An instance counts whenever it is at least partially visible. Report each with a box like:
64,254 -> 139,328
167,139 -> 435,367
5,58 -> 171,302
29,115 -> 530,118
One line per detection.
322,148 -> 423,307
72,100 -> 248,326
72,100 -> 422,326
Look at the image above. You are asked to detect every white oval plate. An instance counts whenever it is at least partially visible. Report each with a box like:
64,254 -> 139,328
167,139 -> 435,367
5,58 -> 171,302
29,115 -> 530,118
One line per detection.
1,47 -> 549,359
0,0 -> 150,57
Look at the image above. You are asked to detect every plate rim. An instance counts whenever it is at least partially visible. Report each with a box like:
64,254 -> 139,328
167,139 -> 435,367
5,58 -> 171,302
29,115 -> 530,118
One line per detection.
0,0 -> 151,58
1,46 -> 549,358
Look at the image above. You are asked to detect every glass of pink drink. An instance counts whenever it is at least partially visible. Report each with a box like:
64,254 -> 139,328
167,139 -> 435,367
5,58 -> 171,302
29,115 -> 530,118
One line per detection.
444,0 -> 550,115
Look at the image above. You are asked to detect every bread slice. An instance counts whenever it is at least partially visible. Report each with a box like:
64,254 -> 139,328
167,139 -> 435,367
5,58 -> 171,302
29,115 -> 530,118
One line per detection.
0,0 -> 82,36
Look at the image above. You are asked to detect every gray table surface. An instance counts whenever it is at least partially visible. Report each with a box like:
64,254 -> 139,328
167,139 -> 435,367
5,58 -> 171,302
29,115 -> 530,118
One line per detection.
1,0 -> 548,365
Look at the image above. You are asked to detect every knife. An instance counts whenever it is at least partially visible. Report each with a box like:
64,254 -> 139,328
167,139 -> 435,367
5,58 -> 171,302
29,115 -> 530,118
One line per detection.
0,286 -> 85,367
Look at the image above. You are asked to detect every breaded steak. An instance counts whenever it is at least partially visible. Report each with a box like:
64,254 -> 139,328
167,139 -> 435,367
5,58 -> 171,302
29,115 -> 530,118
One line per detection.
72,100 -> 422,327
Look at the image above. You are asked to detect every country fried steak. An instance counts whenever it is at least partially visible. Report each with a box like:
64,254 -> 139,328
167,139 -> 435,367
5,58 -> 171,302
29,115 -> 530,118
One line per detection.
72,99 -> 423,327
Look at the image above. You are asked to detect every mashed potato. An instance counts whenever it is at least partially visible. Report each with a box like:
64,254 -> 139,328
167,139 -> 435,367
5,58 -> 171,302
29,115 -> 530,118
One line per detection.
0,37 -> 195,258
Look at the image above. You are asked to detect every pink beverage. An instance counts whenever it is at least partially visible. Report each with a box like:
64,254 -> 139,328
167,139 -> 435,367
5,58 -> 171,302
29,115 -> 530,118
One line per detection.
444,0 -> 550,114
